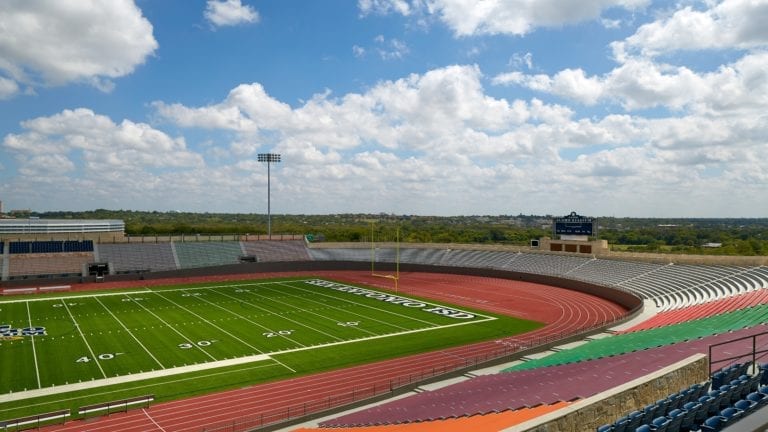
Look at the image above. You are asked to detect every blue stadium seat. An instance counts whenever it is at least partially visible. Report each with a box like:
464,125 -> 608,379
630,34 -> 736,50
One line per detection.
613,417 -> 629,432
760,364 -> 768,385
699,415 -> 724,432
640,404 -> 658,424
668,393 -> 685,411
651,415 -> 671,431
712,371 -> 728,388
679,404 -> 700,432
719,406 -> 742,424
733,398 -> 756,413
9,241 -> 31,254
635,425 -> 652,432
626,411 -> 644,430
746,391 -> 768,407
666,408 -> 685,432
597,424 -> 613,432
31,240 -> 63,253
696,395 -> 716,422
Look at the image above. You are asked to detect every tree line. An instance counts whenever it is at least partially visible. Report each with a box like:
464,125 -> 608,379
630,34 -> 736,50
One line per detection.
23,210 -> 768,256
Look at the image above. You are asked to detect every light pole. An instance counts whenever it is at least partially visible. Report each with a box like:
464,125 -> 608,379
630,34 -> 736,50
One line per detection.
258,153 -> 281,239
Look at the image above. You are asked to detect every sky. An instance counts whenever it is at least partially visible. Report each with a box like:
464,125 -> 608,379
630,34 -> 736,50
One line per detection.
0,0 -> 767,217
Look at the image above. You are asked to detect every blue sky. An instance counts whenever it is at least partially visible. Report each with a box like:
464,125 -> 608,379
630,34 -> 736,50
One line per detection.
1,0 -> 767,217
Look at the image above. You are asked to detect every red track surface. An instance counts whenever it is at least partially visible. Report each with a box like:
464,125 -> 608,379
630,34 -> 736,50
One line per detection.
33,271 -> 627,432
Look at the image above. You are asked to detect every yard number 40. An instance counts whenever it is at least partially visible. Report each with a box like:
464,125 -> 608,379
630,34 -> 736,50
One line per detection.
76,353 -> 122,363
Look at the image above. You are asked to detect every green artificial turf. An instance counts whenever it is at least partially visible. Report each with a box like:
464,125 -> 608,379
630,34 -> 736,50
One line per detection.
0,277 -> 542,421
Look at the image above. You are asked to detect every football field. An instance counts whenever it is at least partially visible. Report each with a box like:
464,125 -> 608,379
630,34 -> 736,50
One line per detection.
0,278 -> 499,395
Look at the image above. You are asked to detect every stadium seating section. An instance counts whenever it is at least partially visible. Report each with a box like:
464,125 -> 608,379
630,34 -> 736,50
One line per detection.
2,241 -> 768,430
8,240 -> 93,254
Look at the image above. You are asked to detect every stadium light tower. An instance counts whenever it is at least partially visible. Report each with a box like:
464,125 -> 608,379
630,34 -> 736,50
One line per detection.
258,153 -> 281,239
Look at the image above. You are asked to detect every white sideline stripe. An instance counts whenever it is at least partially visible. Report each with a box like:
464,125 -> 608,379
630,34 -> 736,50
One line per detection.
61,300 -> 107,379
0,354 -> 271,403
94,296 -> 166,370
26,302 -> 42,389
0,280 -> 290,304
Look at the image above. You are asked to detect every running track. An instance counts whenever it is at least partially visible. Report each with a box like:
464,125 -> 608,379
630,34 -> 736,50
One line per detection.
32,271 -> 627,432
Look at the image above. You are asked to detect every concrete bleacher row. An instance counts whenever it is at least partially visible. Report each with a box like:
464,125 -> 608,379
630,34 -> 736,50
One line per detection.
7,253 -> 93,278
92,240 -> 309,274
1,240 -> 309,280
307,248 -> 768,312
320,316 -> 768,428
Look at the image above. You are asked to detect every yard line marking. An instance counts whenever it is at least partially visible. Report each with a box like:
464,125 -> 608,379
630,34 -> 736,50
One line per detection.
189,290 -> 308,348
142,408 -> 168,432
0,311 -> 495,404
152,291 -> 265,354
61,300 -> 107,379
211,289 -> 346,343
124,294 -> 218,362
94,297 -> 166,369
286,281 -> 442,327
258,283 -> 379,336
25,301 -> 42,389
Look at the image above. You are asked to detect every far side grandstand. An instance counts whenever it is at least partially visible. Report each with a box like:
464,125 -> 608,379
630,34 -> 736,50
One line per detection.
0,217 -> 308,282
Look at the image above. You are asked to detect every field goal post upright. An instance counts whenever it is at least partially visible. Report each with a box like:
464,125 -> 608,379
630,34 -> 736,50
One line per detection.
370,221 -> 400,293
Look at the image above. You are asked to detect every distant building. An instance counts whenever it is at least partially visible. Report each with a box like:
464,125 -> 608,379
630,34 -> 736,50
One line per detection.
0,218 -> 125,241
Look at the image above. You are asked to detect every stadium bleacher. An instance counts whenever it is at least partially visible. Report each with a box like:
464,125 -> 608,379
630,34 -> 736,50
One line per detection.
173,241 -> 244,268
95,242 -> 177,273
241,240 -> 311,262
8,253 -> 92,278
4,241 -> 768,430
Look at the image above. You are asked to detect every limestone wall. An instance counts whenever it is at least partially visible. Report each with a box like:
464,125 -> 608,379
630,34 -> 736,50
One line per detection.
506,354 -> 709,432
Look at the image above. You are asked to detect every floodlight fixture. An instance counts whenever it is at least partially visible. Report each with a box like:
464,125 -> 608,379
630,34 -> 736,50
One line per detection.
258,153 -> 281,239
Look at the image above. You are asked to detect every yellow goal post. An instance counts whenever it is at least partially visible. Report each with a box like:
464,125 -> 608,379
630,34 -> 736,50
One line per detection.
369,222 -> 400,292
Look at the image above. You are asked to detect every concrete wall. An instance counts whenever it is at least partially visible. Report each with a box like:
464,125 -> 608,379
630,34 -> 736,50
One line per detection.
507,354 -> 710,432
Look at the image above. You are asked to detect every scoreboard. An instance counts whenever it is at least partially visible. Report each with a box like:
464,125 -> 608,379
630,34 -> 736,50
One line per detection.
554,212 -> 596,237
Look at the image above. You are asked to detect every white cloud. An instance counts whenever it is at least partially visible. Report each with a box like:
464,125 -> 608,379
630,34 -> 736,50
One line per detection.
0,76 -> 19,99
6,56 -> 768,215
204,0 -> 259,27
614,0 -> 768,58
352,45 -> 366,58
359,0 -> 650,36
4,108 -> 204,173
358,0 -> 413,16
376,36 -> 410,60
0,0 -> 157,93
495,51 -> 768,113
